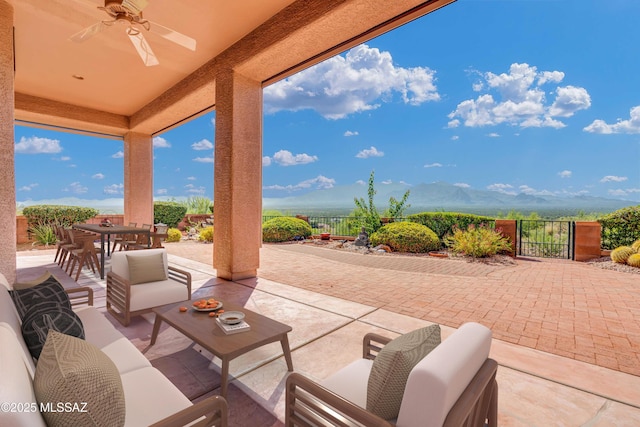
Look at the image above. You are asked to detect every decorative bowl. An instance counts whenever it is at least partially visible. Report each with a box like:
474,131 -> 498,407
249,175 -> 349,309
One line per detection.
219,311 -> 245,325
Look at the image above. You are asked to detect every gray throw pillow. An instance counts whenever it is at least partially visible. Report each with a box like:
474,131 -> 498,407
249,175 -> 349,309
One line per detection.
366,324 -> 441,420
9,275 -> 71,319
34,331 -> 125,427
127,252 -> 167,285
21,301 -> 85,359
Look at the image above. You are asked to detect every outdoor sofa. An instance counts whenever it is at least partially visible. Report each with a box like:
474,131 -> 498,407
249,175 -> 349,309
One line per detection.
0,271 -> 226,427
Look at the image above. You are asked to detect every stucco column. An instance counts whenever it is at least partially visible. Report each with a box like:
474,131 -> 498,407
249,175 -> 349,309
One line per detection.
214,68 -> 262,280
123,132 -> 154,226
0,1 -> 16,283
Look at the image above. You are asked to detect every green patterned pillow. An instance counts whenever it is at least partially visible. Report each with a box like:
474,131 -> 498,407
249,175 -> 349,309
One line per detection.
34,331 -> 125,427
366,324 -> 441,420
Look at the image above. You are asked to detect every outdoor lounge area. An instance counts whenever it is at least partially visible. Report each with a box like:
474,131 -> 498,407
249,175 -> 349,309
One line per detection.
11,244 -> 640,426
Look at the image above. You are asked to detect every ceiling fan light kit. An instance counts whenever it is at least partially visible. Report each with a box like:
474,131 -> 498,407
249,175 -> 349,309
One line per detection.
70,0 -> 196,67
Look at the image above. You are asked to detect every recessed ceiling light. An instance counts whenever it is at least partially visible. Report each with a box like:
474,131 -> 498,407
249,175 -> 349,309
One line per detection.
72,74 -> 84,80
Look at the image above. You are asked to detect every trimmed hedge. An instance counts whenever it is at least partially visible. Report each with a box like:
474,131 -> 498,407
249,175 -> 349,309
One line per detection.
370,222 -> 440,253
262,217 -> 312,243
407,212 -> 494,241
22,205 -> 98,227
599,205 -> 640,250
154,202 -> 188,228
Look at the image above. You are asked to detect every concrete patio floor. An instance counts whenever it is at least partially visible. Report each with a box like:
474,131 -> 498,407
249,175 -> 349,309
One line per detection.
16,243 -> 640,426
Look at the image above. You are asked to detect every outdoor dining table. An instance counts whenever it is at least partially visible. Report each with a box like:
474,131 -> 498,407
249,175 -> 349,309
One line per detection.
72,223 -> 151,279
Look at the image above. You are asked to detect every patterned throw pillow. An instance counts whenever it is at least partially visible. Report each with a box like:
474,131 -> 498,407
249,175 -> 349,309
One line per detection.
127,252 -> 167,284
9,275 -> 72,319
34,331 -> 126,427
366,324 -> 441,420
21,301 -> 85,359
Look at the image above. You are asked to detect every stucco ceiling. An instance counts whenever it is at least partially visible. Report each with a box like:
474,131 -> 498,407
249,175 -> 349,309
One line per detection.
8,0 -> 456,136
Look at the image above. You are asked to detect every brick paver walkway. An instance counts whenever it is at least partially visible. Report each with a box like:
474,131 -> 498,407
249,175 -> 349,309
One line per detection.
167,241 -> 640,376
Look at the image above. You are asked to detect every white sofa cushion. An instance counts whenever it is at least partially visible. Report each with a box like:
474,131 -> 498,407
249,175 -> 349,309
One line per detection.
111,248 -> 169,281
0,327 -> 47,427
396,322 -> 492,427
120,366 -> 194,427
0,286 -> 36,377
129,280 -> 189,312
321,358 -> 373,409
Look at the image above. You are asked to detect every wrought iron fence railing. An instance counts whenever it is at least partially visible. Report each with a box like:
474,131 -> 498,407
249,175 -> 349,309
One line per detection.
517,220 -> 574,259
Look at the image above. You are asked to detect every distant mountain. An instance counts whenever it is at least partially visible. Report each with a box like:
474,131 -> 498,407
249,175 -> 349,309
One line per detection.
263,181 -> 637,213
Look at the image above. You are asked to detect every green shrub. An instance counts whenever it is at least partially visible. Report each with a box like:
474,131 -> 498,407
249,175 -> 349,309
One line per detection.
407,212 -> 494,241
262,217 -> 312,243
445,224 -> 512,258
181,196 -> 213,214
370,222 -> 439,253
31,223 -> 57,246
154,202 -> 187,228
627,253 -> 640,268
22,205 -> 98,228
166,228 -> 182,243
199,226 -> 214,242
610,246 -> 635,264
599,205 -> 640,250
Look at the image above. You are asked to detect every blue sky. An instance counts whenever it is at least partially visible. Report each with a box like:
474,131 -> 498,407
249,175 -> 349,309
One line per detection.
15,0 -> 640,209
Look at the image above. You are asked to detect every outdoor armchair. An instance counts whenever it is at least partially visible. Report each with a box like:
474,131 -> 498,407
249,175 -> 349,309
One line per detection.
285,322 -> 498,427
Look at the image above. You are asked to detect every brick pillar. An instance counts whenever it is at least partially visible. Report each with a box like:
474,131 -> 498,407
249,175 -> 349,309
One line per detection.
0,1 -> 16,282
213,68 -> 262,280
495,219 -> 517,258
574,222 -> 601,261
123,132 -> 154,226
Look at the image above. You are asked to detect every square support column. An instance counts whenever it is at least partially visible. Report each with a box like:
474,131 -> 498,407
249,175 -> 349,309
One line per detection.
214,69 -> 263,280
123,132 -> 154,226
0,1 -> 16,282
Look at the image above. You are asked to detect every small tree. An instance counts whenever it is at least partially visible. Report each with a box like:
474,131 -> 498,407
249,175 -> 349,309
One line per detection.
353,170 -> 410,234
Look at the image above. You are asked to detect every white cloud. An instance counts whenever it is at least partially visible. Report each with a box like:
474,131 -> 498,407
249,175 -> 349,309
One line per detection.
558,170 -> 572,178
584,105 -> 640,134
18,183 -> 38,192
262,156 -> 272,167
487,132 -> 500,137
153,136 -> 171,148
103,183 -> 124,195
381,180 -> 393,185
355,180 -> 366,185
264,44 -> 439,119
191,139 -> 214,150
518,185 -> 554,196
344,130 -> 359,137
600,175 -> 628,183
64,182 -> 88,194
487,183 -> 516,195
356,146 -> 384,159
453,182 -> 470,188
112,151 -> 124,159
59,156 -> 71,161
449,63 -> 590,129
264,175 -> 336,192
92,173 -> 105,179
156,188 -> 168,195
15,136 -> 62,154
451,135 -> 459,141
185,185 -> 206,195
424,162 -> 442,168
193,156 -> 214,163
267,150 -> 318,166
187,176 -> 196,181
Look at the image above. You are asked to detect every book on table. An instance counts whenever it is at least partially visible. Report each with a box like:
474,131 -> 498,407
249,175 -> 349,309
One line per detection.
216,317 -> 251,334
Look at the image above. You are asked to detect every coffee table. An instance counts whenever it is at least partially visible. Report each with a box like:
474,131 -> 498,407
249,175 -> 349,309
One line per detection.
150,299 -> 294,397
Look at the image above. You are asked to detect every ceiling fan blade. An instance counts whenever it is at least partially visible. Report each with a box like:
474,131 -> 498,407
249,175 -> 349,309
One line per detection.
149,22 -> 197,51
122,0 -> 149,15
70,21 -> 108,43
127,30 -> 159,66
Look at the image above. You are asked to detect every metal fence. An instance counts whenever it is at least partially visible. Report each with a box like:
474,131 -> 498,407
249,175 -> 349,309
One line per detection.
261,216 -> 407,237
517,220 -> 574,259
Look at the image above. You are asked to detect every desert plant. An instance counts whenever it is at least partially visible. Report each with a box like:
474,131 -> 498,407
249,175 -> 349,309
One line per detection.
262,217 -> 312,243
353,170 -> 411,235
610,246 -> 635,264
627,253 -> 640,268
407,212 -> 494,241
445,224 -> 512,258
154,201 -> 188,228
370,222 -> 439,253
165,228 -> 183,243
632,239 -> 640,252
182,196 -> 213,214
30,223 -> 57,246
198,226 -> 214,242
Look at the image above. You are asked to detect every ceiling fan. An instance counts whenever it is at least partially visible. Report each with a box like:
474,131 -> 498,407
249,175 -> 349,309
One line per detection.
70,0 -> 196,66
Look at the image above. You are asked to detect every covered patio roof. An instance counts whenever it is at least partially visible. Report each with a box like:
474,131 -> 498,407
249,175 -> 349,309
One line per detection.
10,0 -> 456,137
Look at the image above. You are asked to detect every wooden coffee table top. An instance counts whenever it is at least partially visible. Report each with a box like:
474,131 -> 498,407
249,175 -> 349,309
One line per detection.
152,299 -> 293,360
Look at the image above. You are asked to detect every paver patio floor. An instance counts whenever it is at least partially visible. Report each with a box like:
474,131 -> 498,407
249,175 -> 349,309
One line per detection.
167,241 -> 640,377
